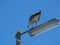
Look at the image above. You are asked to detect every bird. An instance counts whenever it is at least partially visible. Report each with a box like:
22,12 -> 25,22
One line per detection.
27,10 -> 41,27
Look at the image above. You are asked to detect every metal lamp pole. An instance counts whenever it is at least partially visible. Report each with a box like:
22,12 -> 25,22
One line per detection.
15,30 -> 22,45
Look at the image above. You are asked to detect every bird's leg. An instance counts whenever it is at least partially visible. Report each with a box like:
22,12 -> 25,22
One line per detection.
27,25 -> 29,27
35,22 -> 37,27
32,23 -> 33,28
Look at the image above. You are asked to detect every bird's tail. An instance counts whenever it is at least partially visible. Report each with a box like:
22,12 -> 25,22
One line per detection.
39,10 -> 41,15
27,23 -> 30,27
27,21 -> 31,27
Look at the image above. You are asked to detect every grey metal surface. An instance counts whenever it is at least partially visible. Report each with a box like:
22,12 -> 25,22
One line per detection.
28,18 -> 59,37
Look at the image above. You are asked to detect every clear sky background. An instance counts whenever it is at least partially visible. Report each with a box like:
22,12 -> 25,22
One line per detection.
0,0 -> 60,45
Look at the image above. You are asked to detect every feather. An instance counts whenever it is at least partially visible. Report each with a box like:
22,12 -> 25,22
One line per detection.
27,10 -> 41,27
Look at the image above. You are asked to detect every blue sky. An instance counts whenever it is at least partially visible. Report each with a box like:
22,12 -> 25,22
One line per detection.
0,0 -> 60,45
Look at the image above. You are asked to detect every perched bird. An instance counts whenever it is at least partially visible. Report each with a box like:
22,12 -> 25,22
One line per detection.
27,10 -> 41,27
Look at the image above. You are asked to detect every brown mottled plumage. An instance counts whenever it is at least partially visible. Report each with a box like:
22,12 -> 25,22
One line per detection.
28,10 -> 41,27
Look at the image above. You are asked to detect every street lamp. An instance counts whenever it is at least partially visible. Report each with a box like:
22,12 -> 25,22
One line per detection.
28,18 -> 59,37
15,10 -> 60,45
15,18 -> 59,45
